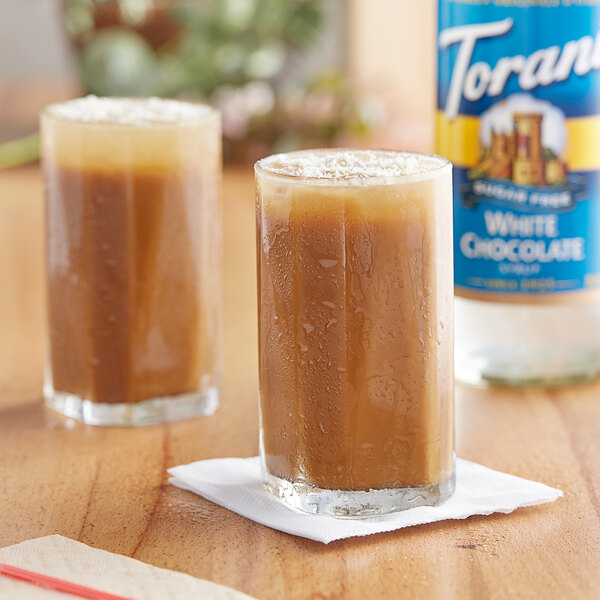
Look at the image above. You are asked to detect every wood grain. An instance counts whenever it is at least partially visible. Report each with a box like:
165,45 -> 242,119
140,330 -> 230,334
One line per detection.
1,166 -> 599,600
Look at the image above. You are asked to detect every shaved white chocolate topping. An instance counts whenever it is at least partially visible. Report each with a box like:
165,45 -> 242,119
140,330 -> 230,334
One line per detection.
256,149 -> 450,185
45,95 -> 216,126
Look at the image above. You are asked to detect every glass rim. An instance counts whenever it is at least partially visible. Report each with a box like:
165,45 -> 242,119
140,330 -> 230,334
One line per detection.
41,96 -> 221,129
254,148 -> 452,186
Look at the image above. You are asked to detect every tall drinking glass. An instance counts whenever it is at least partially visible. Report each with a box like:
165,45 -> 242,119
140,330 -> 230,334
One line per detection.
255,149 -> 454,516
41,96 -> 221,426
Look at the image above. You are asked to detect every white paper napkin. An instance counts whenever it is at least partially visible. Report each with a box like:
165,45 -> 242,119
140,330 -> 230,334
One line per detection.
168,457 -> 562,544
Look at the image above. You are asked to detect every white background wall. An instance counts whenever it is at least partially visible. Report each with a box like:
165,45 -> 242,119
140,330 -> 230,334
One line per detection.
0,0 -> 75,81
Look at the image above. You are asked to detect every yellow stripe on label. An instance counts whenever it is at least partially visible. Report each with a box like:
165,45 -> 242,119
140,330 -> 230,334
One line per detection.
566,115 -> 600,172
435,112 -> 480,168
436,111 -> 600,172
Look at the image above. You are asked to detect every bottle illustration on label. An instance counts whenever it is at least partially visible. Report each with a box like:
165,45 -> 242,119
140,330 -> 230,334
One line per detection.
437,2 -> 600,386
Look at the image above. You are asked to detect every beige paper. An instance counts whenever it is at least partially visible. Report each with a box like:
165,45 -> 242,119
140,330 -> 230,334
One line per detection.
0,535 -> 255,600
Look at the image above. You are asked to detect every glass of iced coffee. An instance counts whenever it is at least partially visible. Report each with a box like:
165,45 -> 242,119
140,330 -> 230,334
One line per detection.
41,96 -> 221,426
255,149 -> 454,516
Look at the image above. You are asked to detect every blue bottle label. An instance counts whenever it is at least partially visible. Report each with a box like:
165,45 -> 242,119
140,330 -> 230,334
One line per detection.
437,1 -> 600,297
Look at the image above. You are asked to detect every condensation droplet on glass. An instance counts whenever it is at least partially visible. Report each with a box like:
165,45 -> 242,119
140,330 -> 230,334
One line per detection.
319,258 -> 338,269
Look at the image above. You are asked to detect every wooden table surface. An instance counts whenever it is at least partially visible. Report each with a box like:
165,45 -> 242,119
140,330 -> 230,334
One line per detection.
1,165 -> 599,600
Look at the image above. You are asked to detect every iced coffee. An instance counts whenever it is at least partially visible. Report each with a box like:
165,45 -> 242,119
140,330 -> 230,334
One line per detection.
41,96 -> 221,425
255,149 -> 454,516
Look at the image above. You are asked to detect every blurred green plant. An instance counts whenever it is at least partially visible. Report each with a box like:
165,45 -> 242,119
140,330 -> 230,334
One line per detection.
67,0 -> 323,97
0,134 -> 40,170
64,0 -> 379,162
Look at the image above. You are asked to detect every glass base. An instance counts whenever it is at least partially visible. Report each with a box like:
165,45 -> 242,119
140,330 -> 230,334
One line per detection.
455,297 -> 600,388
263,467 -> 456,518
44,386 -> 219,426
457,348 -> 600,388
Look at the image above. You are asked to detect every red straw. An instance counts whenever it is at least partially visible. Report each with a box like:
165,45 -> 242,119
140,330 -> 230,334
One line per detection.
0,563 -> 137,600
